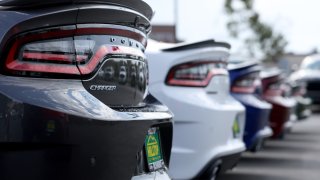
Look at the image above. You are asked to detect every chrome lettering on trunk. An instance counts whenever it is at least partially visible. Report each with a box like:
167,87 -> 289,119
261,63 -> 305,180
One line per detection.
89,85 -> 117,91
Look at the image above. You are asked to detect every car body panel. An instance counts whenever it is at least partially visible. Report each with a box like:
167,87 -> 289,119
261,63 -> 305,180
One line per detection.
261,70 -> 296,138
228,61 -> 273,151
0,75 -> 173,180
0,2 -> 172,180
147,40 -> 245,179
290,54 -> 320,104
231,94 -> 272,150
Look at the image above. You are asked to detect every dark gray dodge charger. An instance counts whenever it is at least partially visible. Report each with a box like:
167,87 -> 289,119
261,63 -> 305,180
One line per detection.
0,0 -> 173,179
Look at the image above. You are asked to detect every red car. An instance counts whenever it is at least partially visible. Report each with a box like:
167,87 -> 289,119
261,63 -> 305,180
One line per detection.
261,70 -> 296,138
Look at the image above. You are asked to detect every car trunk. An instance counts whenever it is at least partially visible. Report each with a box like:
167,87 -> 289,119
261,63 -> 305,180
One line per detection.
0,0 -> 151,107
0,1 -> 168,180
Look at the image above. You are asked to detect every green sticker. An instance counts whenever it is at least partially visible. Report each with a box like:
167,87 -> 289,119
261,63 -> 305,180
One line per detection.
145,128 -> 164,171
233,119 -> 240,137
145,131 -> 162,163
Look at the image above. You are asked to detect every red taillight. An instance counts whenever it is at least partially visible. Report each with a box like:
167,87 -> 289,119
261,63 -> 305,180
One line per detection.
166,61 -> 227,87
231,72 -> 259,94
4,25 -> 146,77
5,27 -> 79,75
23,52 -> 76,62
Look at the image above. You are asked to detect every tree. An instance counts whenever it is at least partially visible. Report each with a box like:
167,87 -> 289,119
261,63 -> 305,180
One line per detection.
224,0 -> 287,62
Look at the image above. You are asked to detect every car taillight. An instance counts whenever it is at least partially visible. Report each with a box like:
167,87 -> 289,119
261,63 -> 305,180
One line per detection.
165,61 -> 227,87
281,84 -> 292,97
231,72 -> 259,93
4,25 -> 145,78
292,86 -> 306,96
264,81 -> 283,96
5,26 -> 78,76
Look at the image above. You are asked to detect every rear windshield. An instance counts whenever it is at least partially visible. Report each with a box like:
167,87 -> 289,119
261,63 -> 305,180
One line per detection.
301,59 -> 320,70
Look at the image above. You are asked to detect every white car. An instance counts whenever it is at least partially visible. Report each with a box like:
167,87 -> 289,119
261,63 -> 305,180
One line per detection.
147,40 -> 246,179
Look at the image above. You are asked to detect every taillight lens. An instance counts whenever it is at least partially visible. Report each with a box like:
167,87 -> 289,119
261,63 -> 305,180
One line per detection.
292,85 -> 306,96
21,38 -> 76,63
166,61 -> 227,87
4,26 -> 145,78
281,84 -> 292,97
264,81 -> 283,96
231,72 -> 259,93
10,38 -> 86,75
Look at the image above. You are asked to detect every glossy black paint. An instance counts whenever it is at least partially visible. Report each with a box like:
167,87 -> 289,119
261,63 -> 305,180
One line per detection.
305,80 -> 320,104
0,2 -> 151,57
0,75 -> 172,180
162,39 -> 231,52
83,58 -> 147,107
0,0 -> 154,20
0,1 -> 173,180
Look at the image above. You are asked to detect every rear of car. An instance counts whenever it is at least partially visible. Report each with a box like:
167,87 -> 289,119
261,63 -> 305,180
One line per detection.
290,54 -> 320,104
147,40 -> 245,179
228,61 -> 273,152
289,81 -> 312,120
0,1 -> 173,179
261,70 -> 296,138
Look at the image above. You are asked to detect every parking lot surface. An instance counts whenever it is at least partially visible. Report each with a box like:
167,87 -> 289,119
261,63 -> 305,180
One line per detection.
219,112 -> 320,180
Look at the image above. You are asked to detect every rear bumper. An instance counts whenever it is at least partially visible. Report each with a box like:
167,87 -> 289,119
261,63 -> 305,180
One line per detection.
264,96 -> 296,138
296,97 -> 312,120
232,94 -> 272,150
306,91 -> 320,104
132,170 -> 171,180
168,124 -> 245,180
249,126 -> 273,151
149,84 -> 245,179
196,152 -> 242,179
284,113 -> 297,131
255,126 -> 273,139
218,152 -> 242,174
0,76 -> 173,180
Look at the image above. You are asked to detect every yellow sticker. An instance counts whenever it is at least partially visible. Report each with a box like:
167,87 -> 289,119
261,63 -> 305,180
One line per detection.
147,136 -> 159,157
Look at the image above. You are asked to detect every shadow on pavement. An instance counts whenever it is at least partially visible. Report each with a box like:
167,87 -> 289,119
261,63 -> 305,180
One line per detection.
218,172 -> 294,180
262,142 -> 312,153
219,114 -> 320,180
237,156 -> 320,169
280,136 -> 319,143
288,131 -> 320,136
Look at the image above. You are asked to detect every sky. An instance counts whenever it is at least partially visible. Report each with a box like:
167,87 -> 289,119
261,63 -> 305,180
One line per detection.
144,0 -> 320,56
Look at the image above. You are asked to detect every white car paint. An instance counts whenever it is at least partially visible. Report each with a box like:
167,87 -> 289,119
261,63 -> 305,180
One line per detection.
147,40 -> 246,179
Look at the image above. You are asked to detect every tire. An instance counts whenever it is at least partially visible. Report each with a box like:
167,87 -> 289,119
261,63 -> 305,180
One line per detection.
200,160 -> 222,180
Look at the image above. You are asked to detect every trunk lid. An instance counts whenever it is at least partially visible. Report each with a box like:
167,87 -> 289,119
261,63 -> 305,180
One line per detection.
0,0 -> 152,107
159,40 -> 231,100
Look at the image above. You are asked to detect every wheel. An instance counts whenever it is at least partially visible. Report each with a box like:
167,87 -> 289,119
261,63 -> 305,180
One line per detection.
201,160 -> 222,180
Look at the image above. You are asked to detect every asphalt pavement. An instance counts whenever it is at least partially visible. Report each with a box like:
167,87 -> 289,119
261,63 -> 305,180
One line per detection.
219,112 -> 320,180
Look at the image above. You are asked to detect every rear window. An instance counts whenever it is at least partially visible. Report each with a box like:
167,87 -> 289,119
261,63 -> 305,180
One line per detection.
301,58 -> 320,70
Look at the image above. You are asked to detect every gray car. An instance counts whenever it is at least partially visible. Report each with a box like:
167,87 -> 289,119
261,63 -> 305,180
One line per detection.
0,0 -> 173,179
290,54 -> 320,104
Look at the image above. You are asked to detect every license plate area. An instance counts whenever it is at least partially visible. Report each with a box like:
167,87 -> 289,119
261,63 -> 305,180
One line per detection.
144,127 -> 165,171
233,118 -> 241,138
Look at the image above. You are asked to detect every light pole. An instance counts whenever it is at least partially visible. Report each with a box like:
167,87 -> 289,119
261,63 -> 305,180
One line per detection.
174,0 -> 178,42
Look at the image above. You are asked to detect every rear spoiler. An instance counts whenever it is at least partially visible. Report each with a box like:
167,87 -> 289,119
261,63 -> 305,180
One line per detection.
228,60 -> 260,71
260,69 -> 283,79
0,0 -> 154,20
161,39 -> 231,52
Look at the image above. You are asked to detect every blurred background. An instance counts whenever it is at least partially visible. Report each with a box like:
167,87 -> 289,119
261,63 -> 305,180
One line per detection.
143,1 -> 320,179
144,0 -> 320,74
